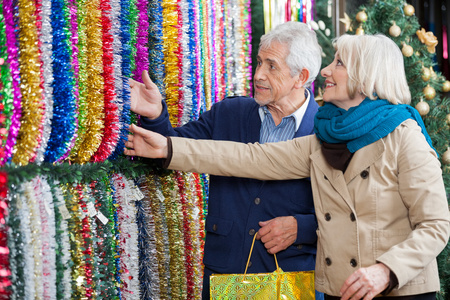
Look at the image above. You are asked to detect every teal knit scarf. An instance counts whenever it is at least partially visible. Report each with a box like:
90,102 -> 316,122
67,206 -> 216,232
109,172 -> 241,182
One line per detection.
313,98 -> 436,155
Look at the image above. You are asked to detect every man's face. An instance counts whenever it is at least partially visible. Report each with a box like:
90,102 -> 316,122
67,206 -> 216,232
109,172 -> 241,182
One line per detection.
253,42 -> 299,106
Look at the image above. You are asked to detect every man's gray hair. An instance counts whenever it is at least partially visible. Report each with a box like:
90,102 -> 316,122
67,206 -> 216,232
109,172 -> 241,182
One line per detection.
259,21 -> 322,87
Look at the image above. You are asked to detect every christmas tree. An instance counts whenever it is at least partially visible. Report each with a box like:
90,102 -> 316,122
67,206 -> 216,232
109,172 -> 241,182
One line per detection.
331,0 -> 450,298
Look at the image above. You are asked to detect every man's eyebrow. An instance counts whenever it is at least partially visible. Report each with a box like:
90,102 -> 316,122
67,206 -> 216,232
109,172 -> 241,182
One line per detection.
256,56 -> 279,65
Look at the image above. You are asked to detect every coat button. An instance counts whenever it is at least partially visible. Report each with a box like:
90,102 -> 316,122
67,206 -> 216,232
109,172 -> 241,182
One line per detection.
350,259 -> 358,267
248,261 -> 252,268
325,257 -> 332,265
360,170 -> 369,179
297,245 -> 303,250
324,213 -> 331,221
254,197 -> 261,205
213,224 -> 217,231
249,229 -> 256,236
350,212 -> 356,222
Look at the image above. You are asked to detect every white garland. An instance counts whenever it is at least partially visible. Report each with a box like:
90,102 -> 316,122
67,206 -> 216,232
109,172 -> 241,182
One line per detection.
114,174 -> 139,299
35,0 -> 54,163
179,0 -> 193,126
34,176 -> 57,299
20,182 -> 37,299
110,0 -> 123,126
52,182 -> 72,299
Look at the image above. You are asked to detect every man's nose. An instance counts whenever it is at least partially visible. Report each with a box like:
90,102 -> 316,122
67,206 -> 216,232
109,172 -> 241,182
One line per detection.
254,67 -> 266,81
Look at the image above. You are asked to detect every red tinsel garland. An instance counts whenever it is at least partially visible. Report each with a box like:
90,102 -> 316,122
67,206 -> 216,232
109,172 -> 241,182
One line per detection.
0,171 -> 11,299
91,0 -> 119,162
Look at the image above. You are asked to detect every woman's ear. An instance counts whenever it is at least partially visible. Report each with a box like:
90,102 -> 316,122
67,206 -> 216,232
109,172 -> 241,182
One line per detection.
295,68 -> 310,88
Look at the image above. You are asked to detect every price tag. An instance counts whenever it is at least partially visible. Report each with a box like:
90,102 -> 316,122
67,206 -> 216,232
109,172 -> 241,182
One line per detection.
87,202 -> 97,217
58,204 -> 71,220
97,211 -> 109,225
133,186 -> 145,200
156,189 -> 165,202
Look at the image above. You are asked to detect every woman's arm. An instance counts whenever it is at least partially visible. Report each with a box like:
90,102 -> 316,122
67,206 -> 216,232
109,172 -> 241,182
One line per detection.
376,121 -> 450,288
124,124 -> 316,180
168,134 -> 315,180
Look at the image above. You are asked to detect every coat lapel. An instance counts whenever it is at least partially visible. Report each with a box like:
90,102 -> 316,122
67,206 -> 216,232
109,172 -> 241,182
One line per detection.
310,149 -> 352,203
310,139 -> 385,209
344,139 -> 385,184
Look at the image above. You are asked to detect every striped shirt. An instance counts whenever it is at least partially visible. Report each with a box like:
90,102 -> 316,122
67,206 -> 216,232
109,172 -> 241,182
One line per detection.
259,90 -> 310,144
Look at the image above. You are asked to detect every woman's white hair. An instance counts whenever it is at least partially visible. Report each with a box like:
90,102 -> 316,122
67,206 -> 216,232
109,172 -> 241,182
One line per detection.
334,34 -> 411,104
259,21 -> 322,87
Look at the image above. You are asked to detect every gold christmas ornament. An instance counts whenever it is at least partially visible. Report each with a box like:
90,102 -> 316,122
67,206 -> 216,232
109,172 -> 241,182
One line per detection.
422,67 -> 431,81
423,85 -> 436,100
356,10 -> 368,23
404,4 -> 415,16
443,80 -> 450,92
415,100 -> 429,116
430,67 -> 437,79
446,113 -> 450,125
389,22 -> 401,37
401,43 -> 413,57
356,25 -> 364,36
416,28 -> 438,53
442,148 -> 450,165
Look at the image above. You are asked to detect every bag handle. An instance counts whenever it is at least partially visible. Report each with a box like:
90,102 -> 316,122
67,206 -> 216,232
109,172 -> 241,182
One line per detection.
243,232 -> 279,278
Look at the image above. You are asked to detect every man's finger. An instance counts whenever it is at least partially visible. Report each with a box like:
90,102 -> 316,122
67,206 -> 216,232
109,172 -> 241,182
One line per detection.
142,70 -> 155,90
124,149 -> 136,156
130,124 -> 152,137
129,77 -> 138,88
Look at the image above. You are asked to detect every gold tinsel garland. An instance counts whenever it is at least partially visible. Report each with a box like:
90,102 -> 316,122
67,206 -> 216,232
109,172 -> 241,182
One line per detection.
13,0 -> 45,165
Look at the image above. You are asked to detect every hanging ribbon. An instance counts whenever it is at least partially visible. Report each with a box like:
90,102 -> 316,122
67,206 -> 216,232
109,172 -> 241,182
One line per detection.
49,181 -> 72,299
45,0 -> 78,163
70,0 -> 104,163
0,171 -> 11,297
108,0 -> 132,160
91,0 -> 120,162
0,7 -> 14,166
34,0 -> 54,163
34,176 -> 57,299
113,174 -> 140,299
136,175 -> 160,299
12,0 -> 45,165
162,0 -> 182,126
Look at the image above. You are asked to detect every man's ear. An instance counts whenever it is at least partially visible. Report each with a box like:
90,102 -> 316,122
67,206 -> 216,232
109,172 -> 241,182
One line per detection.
295,68 -> 310,88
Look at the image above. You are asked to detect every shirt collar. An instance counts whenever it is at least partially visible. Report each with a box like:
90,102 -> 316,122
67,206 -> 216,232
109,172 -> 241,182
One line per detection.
258,89 -> 311,131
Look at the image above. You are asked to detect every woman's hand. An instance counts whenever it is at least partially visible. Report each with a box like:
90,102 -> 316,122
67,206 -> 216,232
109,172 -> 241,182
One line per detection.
340,263 -> 391,300
124,124 -> 168,158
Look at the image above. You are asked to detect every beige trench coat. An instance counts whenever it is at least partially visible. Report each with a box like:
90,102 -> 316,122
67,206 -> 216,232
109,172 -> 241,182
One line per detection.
168,119 -> 450,297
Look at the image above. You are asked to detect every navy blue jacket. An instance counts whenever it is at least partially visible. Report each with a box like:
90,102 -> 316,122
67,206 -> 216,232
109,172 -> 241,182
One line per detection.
141,95 -> 319,297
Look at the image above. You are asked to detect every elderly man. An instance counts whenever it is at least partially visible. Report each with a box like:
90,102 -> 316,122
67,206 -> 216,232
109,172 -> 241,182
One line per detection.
130,21 -> 323,299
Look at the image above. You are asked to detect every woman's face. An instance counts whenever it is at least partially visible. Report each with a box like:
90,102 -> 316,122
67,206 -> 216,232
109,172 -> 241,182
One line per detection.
320,52 -> 365,110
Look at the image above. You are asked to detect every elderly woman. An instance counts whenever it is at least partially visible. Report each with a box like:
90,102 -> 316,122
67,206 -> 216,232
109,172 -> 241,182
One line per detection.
125,34 -> 450,300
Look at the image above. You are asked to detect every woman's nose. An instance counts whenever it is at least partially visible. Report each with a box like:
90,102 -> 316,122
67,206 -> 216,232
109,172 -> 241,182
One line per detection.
320,66 -> 331,78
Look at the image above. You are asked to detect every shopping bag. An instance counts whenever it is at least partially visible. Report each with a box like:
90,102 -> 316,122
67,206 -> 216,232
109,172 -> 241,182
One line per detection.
210,233 -> 315,299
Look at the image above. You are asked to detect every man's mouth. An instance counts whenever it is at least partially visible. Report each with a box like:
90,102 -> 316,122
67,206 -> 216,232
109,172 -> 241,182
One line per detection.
255,84 -> 270,90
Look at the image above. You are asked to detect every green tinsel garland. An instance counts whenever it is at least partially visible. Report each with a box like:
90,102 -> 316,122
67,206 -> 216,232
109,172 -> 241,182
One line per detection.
1,157 -> 165,187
